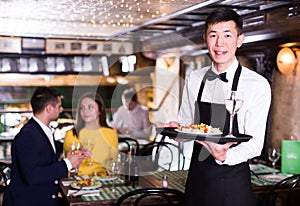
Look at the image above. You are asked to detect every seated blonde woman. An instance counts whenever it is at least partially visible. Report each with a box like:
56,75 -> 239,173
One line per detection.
64,92 -> 118,176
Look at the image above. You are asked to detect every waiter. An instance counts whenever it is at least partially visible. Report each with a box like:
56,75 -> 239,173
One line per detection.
170,7 -> 271,206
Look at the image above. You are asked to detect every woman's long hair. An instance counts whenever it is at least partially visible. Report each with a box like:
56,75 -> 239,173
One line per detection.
73,92 -> 109,137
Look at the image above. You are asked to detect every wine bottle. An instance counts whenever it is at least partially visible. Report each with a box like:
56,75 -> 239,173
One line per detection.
124,146 -> 139,187
131,146 -> 139,187
124,148 -> 132,186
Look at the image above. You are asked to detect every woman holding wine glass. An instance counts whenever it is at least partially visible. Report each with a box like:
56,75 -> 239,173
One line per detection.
64,92 -> 118,176
167,7 -> 272,206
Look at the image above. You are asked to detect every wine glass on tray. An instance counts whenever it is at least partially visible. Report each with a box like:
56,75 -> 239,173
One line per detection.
224,90 -> 244,137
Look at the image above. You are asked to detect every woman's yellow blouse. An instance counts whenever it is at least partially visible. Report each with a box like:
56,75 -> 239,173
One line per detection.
63,127 -> 118,176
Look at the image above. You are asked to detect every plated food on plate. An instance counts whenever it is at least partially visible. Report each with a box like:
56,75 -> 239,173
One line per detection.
176,123 -> 222,135
93,171 -> 117,181
158,124 -> 251,143
71,178 -> 102,189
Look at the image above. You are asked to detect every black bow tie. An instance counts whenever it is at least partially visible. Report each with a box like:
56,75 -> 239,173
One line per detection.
206,69 -> 228,82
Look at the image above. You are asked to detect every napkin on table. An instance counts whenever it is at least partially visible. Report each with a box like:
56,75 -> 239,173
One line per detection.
67,189 -> 100,197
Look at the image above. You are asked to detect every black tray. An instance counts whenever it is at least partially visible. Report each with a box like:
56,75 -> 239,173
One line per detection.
157,127 -> 252,143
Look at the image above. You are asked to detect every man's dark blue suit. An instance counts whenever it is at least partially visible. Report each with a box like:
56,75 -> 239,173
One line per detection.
3,118 -> 68,206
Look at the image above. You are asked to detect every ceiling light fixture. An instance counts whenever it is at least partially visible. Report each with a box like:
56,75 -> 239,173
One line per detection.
276,47 -> 297,75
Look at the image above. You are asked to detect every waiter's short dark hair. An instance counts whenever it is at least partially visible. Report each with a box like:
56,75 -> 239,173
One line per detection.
31,87 -> 62,114
205,7 -> 243,35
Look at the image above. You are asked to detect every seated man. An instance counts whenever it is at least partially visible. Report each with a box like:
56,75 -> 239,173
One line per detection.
108,88 -> 152,144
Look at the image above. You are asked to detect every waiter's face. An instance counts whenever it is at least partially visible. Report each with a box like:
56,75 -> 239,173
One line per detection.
203,20 -> 244,71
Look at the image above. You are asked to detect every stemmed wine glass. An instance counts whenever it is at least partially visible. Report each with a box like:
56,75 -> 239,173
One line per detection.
268,147 -> 281,175
82,137 -> 95,166
107,157 -> 121,194
71,141 -> 81,154
224,90 -> 244,137
71,141 -> 81,174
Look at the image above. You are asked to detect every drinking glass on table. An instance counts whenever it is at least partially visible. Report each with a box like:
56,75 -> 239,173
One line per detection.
268,147 -> 281,174
107,157 -> 121,194
224,90 -> 244,137
82,137 -> 95,166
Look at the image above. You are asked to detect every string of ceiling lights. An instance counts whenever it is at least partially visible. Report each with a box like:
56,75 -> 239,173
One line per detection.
0,0 -> 194,38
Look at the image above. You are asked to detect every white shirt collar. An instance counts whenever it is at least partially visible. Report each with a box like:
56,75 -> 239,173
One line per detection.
32,116 -> 56,152
211,58 -> 239,81
32,116 -> 51,132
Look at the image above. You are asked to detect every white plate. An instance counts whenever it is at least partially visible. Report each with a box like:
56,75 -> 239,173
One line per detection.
260,174 -> 288,182
93,175 -> 117,181
71,180 -> 102,190
174,129 -> 222,136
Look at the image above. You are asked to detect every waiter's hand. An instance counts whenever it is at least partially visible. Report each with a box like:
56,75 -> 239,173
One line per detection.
165,121 -> 180,127
163,121 -> 187,143
195,140 -> 237,162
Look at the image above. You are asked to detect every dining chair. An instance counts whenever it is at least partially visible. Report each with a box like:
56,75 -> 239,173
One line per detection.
118,137 -> 140,154
257,174 -> 300,206
137,141 -> 185,171
115,187 -> 185,206
0,162 -> 12,193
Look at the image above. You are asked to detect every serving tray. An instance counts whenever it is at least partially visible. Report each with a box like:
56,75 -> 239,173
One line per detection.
157,127 -> 252,143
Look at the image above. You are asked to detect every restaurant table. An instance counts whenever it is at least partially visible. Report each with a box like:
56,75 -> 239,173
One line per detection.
142,167 -> 300,206
59,175 -> 158,206
59,164 -> 300,206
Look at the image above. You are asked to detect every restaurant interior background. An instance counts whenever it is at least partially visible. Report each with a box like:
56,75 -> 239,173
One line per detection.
0,0 -> 299,162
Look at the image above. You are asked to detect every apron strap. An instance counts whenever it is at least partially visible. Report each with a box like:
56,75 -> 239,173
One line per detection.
196,75 -> 208,102
231,64 -> 242,91
195,64 -> 243,135
197,64 -> 242,101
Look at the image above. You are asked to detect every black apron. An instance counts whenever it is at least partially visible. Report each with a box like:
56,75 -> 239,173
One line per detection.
184,65 -> 254,206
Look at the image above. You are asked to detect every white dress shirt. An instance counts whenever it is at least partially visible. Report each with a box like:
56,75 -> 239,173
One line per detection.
32,116 -> 56,153
32,116 -> 72,170
178,58 -> 271,166
109,104 -> 152,139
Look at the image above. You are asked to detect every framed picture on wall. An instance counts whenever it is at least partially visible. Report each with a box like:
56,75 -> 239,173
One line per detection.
0,37 -> 21,53
55,42 -> 65,50
47,39 -> 70,54
46,39 -> 133,55
70,42 -> 82,51
87,43 -> 97,51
